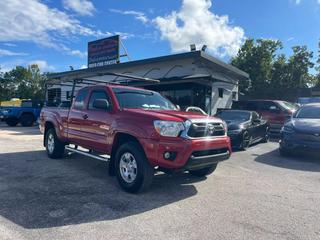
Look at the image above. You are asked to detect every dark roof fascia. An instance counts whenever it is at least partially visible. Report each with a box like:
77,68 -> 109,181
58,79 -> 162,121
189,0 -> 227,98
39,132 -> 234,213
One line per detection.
48,51 -> 201,80
48,50 -> 249,81
199,51 -> 249,79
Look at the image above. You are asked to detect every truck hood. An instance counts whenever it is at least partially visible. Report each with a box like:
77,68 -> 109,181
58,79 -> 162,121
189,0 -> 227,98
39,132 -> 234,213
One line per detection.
123,108 -> 221,122
291,118 -> 320,134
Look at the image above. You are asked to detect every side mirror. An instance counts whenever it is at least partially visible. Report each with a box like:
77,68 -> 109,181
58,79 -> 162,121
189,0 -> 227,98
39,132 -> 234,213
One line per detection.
176,105 -> 181,110
93,99 -> 110,111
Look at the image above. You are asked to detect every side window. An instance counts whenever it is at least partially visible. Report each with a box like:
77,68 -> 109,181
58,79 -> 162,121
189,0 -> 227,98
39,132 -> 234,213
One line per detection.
260,102 -> 279,111
88,91 -> 109,110
74,88 -> 88,110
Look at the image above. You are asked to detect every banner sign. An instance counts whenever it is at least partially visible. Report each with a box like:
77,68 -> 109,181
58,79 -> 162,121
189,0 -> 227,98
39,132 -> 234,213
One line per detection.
88,35 -> 120,68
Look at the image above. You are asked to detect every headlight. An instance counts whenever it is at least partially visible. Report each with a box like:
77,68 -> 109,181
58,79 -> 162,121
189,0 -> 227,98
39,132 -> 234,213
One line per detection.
154,120 -> 185,137
228,129 -> 242,135
282,125 -> 294,133
2,109 -> 10,114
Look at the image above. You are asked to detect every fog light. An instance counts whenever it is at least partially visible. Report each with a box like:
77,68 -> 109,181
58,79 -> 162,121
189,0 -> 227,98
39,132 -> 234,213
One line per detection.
164,152 -> 171,159
163,151 -> 177,161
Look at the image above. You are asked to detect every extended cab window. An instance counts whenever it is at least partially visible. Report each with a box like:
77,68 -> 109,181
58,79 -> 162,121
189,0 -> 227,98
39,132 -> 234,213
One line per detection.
88,91 -> 109,110
74,88 -> 88,109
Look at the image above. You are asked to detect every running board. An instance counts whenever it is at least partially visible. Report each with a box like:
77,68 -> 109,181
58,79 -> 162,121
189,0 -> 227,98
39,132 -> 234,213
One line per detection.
66,146 -> 110,162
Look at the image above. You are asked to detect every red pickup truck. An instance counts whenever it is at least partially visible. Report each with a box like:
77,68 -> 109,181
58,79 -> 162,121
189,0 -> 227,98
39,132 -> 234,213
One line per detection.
40,84 -> 231,193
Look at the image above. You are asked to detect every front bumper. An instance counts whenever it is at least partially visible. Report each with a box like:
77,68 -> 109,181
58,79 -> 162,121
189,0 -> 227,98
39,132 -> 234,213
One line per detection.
280,132 -> 320,152
228,133 -> 243,148
141,136 -> 232,169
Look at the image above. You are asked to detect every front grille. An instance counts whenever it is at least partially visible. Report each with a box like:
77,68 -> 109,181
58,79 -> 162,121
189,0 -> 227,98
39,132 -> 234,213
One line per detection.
187,122 -> 225,138
192,148 -> 229,157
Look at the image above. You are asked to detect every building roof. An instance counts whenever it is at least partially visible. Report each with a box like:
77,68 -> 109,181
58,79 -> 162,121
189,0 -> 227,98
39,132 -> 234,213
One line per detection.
48,51 -> 249,82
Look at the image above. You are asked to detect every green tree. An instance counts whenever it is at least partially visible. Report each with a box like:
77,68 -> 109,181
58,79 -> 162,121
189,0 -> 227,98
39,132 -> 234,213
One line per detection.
0,65 -> 47,101
231,38 -> 282,98
287,46 -> 314,88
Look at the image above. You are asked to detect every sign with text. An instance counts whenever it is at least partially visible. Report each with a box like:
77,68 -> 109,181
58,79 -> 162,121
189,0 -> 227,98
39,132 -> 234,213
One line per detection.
88,35 -> 120,68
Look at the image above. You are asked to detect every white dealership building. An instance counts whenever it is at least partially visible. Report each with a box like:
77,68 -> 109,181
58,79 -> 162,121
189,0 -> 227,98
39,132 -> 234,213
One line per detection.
47,50 -> 249,115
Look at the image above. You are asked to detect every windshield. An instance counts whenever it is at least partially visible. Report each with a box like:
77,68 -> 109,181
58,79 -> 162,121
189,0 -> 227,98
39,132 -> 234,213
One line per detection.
113,88 -> 177,110
294,106 -> 320,119
216,111 -> 251,122
278,101 -> 298,111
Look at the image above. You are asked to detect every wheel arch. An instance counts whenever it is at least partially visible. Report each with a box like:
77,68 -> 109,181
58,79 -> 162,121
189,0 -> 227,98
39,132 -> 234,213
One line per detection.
109,132 -> 145,176
18,111 -> 35,120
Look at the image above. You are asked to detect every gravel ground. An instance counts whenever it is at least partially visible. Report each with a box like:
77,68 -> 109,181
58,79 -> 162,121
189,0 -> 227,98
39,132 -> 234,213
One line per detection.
0,123 -> 319,240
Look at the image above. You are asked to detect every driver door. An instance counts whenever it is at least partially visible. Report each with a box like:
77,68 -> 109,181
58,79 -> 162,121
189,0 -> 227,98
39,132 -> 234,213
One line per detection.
80,88 -> 114,154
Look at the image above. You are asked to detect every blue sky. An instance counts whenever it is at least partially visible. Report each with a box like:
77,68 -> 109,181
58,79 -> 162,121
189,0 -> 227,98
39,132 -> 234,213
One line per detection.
0,0 -> 319,73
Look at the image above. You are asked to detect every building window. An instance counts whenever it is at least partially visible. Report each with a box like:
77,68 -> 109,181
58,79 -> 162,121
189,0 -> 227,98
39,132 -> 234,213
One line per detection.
218,88 -> 224,98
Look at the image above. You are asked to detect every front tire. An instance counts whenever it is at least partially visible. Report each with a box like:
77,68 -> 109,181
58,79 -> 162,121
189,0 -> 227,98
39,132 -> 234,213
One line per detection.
261,127 -> 270,143
115,142 -> 154,193
5,118 -> 18,127
189,164 -> 217,177
45,128 -> 65,159
239,131 -> 251,151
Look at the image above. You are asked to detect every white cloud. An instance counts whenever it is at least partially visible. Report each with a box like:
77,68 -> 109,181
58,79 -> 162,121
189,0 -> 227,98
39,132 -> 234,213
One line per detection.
63,0 -> 96,16
286,37 -> 295,42
0,59 -> 54,72
69,49 -> 87,58
110,9 -> 149,24
154,0 -> 245,57
0,0 -> 106,53
3,43 -> 17,47
0,49 -> 27,57
29,60 -> 55,72
295,0 -> 301,4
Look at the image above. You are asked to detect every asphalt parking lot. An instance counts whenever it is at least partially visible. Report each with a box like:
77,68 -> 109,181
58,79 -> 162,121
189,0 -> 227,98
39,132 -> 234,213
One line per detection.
0,124 -> 319,240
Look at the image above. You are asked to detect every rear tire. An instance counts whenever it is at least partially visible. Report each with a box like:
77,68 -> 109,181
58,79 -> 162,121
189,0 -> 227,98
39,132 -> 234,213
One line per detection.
45,128 -> 65,159
20,113 -> 35,127
5,118 -> 18,127
115,142 -> 154,193
189,164 -> 217,177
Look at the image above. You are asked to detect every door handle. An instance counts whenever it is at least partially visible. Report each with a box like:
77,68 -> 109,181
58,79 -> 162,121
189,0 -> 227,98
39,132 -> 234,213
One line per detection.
82,114 -> 88,120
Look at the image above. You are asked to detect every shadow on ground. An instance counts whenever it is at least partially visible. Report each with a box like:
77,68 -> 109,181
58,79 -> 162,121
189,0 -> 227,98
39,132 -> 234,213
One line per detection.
0,124 -> 40,136
254,149 -> 320,172
0,150 -> 199,229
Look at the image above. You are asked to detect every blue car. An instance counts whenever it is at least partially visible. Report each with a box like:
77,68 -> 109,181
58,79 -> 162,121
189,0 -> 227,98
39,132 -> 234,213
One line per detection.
279,103 -> 320,156
0,100 -> 43,127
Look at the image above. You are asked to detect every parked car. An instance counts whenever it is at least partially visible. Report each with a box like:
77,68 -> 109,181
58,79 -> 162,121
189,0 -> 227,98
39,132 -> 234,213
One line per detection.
297,97 -> 320,106
40,85 -> 231,193
215,110 -> 269,150
0,100 -> 43,127
279,103 -> 320,156
232,100 -> 297,133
